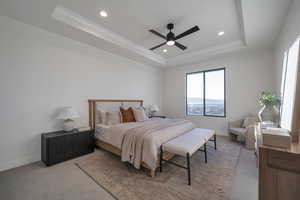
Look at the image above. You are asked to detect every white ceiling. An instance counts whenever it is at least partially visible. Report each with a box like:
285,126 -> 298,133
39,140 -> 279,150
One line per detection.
0,0 -> 292,67
59,0 -> 241,58
242,0 -> 292,48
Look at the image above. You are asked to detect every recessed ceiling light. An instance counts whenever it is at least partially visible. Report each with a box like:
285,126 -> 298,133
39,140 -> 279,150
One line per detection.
218,31 -> 225,36
99,10 -> 108,18
163,49 -> 168,53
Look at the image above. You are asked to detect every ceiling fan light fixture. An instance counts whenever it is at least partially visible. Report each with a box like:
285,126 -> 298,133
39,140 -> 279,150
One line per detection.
218,31 -> 225,36
99,10 -> 108,18
166,40 -> 175,46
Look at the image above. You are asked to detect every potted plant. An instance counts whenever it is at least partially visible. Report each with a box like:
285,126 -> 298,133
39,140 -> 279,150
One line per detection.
258,92 -> 280,123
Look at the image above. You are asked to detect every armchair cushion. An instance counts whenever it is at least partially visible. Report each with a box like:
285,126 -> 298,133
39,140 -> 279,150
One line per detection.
229,128 -> 247,136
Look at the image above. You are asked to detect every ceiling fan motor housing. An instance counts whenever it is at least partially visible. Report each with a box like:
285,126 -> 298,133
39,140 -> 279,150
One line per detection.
167,32 -> 175,41
167,23 -> 175,41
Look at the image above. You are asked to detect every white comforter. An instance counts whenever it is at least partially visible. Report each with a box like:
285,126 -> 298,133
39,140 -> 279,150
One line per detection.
95,118 -> 195,170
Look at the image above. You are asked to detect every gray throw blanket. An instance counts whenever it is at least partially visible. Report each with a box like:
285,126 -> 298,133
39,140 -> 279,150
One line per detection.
121,119 -> 195,169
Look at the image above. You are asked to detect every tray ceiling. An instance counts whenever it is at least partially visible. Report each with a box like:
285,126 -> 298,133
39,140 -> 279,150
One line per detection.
59,0 -> 242,58
0,0 -> 292,67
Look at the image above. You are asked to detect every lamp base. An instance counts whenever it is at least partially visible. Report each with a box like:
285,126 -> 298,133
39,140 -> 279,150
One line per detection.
149,111 -> 155,118
63,119 -> 75,132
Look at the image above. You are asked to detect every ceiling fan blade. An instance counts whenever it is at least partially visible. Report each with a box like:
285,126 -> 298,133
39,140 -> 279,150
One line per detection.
175,26 -> 200,40
175,42 -> 187,50
149,42 -> 167,50
149,29 -> 166,39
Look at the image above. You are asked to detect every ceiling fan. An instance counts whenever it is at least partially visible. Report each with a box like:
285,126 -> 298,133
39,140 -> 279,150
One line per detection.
149,23 -> 200,51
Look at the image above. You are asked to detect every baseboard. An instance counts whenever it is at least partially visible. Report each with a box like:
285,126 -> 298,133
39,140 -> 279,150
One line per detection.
0,154 -> 40,172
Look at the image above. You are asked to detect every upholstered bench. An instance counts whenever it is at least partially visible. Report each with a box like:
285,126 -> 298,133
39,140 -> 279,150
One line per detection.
160,128 -> 216,185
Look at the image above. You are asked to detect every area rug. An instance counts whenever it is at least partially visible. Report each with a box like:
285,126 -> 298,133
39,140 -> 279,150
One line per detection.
76,136 -> 241,200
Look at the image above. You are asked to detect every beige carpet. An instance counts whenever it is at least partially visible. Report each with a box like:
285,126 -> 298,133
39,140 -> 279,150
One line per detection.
76,137 -> 241,200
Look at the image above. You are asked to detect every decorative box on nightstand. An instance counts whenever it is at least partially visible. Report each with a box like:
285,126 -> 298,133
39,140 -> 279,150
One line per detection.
41,128 -> 94,166
262,128 -> 291,149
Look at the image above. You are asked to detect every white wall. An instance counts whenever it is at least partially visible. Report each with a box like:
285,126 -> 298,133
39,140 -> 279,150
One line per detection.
0,16 -> 163,171
163,49 -> 276,134
274,0 -> 300,141
275,0 -> 300,94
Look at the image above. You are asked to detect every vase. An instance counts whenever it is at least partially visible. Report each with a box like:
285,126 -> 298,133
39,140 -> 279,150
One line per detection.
258,105 -> 279,124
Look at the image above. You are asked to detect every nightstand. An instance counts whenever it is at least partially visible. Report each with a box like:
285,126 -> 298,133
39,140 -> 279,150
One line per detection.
41,129 -> 94,166
150,115 -> 166,118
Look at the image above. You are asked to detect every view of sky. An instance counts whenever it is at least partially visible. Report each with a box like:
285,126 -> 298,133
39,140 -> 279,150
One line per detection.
187,70 -> 225,100
187,73 -> 203,98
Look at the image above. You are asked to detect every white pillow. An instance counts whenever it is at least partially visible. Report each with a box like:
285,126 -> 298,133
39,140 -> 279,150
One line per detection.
98,111 -> 107,124
132,107 -> 148,122
106,111 -> 121,125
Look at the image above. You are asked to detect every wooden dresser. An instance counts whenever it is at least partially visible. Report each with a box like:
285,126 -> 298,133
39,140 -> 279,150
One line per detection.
259,142 -> 300,200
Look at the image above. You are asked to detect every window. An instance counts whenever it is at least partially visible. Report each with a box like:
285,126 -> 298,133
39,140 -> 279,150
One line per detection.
280,37 -> 300,131
186,68 -> 226,117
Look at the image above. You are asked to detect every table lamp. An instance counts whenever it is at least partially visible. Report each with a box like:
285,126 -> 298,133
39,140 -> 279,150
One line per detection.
149,104 -> 159,117
56,107 -> 80,132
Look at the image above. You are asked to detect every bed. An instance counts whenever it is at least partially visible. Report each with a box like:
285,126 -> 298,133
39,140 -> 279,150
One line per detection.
88,99 -> 195,177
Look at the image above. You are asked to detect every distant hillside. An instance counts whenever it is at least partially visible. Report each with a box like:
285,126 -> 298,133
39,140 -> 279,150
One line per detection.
187,97 -> 223,104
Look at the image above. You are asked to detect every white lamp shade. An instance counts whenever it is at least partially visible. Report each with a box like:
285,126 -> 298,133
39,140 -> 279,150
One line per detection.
57,107 -> 80,120
150,104 -> 159,112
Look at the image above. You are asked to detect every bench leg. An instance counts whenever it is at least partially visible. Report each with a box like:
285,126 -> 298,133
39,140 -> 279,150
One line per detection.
204,143 -> 207,163
186,153 -> 191,186
160,146 -> 163,172
150,170 -> 155,177
214,134 -> 217,150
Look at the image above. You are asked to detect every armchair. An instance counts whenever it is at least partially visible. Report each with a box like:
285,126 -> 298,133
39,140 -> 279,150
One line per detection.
228,117 -> 257,150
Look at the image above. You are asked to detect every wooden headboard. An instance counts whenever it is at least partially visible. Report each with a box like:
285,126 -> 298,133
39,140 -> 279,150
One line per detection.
88,99 -> 143,130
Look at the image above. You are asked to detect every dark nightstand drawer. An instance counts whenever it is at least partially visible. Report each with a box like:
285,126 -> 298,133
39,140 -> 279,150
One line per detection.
41,130 -> 94,166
